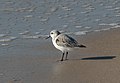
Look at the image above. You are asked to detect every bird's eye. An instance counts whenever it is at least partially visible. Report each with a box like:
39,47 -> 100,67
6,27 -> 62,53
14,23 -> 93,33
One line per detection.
51,32 -> 53,34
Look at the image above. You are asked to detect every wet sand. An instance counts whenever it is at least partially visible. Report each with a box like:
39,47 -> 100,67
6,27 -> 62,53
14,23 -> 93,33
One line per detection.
0,28 -> 120,83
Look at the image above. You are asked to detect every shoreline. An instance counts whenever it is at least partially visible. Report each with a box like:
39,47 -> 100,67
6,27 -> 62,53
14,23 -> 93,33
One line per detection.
0,28 -> 120,83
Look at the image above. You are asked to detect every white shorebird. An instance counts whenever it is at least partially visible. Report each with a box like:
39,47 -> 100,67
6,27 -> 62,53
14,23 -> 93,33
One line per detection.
46,30 -> 86,61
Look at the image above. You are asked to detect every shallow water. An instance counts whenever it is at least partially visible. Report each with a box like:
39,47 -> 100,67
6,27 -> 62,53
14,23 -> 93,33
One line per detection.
0,0 -> 120,55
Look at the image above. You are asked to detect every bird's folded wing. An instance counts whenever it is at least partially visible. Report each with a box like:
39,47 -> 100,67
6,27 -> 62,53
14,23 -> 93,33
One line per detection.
56,34 -> 79,47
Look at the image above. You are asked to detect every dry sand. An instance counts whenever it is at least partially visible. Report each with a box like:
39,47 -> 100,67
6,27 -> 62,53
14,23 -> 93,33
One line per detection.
0,28 -> 120,83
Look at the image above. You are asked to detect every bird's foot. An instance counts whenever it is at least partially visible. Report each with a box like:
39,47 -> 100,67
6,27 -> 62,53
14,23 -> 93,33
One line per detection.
56,59 -> 64,62
60,59 -> 64,61
56,59 -> 68,62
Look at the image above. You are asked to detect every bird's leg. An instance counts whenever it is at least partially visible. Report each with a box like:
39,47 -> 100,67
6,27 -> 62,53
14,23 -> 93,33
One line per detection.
65,52 -> 68,60
61,52 -> 65,61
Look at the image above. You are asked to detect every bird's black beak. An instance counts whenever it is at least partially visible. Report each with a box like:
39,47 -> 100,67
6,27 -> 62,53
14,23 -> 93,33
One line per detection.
45,35 -> 50,39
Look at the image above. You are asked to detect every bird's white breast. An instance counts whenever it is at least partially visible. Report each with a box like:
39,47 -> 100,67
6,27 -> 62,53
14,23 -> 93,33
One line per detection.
52,38 -> 71,52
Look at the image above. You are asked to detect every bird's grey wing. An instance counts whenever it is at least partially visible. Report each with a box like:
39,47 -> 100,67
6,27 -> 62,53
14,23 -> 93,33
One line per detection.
56,34 -> 79,47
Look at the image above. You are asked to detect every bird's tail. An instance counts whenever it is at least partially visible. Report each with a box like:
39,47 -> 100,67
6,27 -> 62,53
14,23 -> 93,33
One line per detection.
78,44 -> 86,48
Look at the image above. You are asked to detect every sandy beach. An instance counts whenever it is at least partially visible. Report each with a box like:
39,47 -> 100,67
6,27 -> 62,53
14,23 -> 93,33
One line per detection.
0,0 -> 120,83
0,28 -> 120,83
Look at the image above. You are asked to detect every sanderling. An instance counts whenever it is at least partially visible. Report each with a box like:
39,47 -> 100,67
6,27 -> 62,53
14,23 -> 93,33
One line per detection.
46,30 -> 86,61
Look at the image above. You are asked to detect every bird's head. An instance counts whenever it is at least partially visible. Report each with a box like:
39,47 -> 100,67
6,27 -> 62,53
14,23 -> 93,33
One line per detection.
46,30 -> 61,39
50,30 -> 61,39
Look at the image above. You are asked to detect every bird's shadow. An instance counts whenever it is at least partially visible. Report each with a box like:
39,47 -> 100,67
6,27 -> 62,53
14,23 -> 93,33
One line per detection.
81,56 -> 116,60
